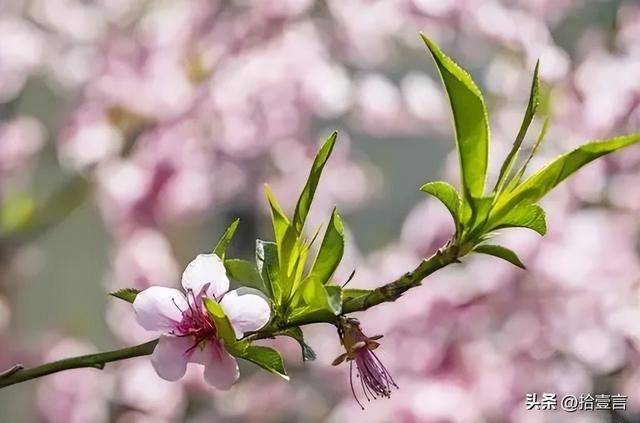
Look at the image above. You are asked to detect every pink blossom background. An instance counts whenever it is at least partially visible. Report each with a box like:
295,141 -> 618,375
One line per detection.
1,0 -> 640,422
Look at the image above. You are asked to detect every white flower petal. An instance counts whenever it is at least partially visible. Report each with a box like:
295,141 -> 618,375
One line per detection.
181,253 -> 229,299
133,286 -> 187,331
220,288 -> 271,339
150,335 -> 192,381
194,341 -> 239,390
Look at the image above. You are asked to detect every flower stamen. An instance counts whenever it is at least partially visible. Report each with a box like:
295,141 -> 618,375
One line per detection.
333,317 -> 398,409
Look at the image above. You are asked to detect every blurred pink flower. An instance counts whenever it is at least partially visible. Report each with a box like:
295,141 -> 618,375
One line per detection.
58,104 -> 122,171
0,117 -> 45,177
574,50 -> 640,135
132,253 -> 270,389
111,228 -> 179,290
37,338 -> 113,423
115,360 -> 186,420
0,18 -> 45,101
91,40 -> 198,120
327,0 -> 403,65
353,73 -> 414,135
96,120 -> 214,233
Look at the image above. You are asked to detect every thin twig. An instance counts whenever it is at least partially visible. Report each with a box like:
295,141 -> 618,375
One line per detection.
0,340 -> 158,389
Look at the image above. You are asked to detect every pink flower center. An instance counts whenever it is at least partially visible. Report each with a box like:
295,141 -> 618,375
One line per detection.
171,288 -> 217,354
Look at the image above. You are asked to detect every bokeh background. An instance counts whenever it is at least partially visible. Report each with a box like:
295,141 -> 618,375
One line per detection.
1,0 -> 640,422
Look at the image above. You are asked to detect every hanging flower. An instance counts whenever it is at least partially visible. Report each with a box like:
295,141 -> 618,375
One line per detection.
332,317 -> 398,409
132,253 -> 271,389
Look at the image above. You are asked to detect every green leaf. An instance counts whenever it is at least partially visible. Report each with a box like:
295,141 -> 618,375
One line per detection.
289,282 -> 342,323
239,345 -> 289,380
498,133 -> 640,210
213,218 -> 240,259
203,297 -> 237,346
264,185 -> 295,251
308,208 -> 344,286
264,185 -> 298,289
494,61 -> 540,194
256,240 -> 280,302
292,131 -> 338,234
109,288 -> 140,303
420,181 -> 462,231
507,116 -> 550,191
273,327 -> 317,361
225,259 -> 266,293
473,244 -> 526,269
289,239 -> 312,297
488,203 -> 546,235
421,34 -> 490,201
465,195 -> 495,236
298,277 -> 330,311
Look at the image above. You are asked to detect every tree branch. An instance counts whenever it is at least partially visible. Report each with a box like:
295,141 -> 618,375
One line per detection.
342,242 -> 460,314
0,340 -> 158,389
0,243 -> 461,389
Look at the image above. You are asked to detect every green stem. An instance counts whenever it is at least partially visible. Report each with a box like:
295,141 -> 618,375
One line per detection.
341,242 -> 460,313
0,340 -> 157,389
0,242 -> 461,389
